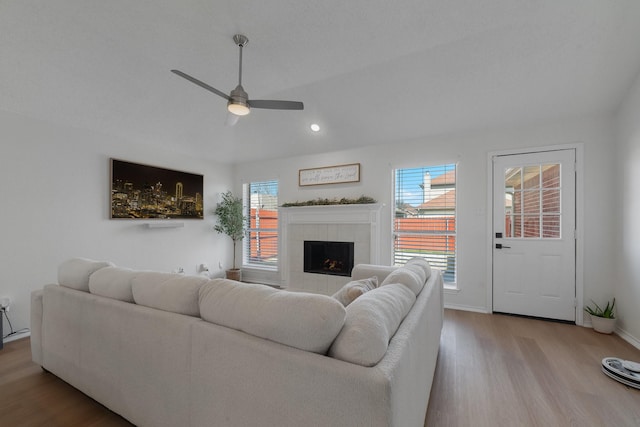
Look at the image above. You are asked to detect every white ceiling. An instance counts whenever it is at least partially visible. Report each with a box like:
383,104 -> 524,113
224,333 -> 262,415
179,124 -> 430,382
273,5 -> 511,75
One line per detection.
2,1 -> 640,164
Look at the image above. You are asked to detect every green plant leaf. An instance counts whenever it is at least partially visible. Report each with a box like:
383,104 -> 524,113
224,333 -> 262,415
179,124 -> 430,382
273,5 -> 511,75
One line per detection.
584,298 -> 615,319
281,195 -> 376,207
213,190 -> 247,269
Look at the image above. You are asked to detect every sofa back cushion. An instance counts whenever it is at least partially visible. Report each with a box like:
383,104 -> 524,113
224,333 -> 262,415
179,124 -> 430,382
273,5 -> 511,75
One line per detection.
89,266 -> 137,302
380,266 -> 424,296
405,257 -> 432,282
132,273 -> 208,317
328,283 -> 416,366
199,279 -> 346,354
58,258 -> 115,292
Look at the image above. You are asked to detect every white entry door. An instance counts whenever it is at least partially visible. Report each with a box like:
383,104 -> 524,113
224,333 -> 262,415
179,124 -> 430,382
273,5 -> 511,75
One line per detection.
492,149 -> 576,321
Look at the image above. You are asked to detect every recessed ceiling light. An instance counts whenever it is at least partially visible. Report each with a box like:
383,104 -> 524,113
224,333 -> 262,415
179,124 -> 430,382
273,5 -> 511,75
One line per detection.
310,123 -> 320,132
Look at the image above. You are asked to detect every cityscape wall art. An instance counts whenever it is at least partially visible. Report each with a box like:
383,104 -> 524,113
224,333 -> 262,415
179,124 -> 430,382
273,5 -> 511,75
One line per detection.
110,159 -> 204,219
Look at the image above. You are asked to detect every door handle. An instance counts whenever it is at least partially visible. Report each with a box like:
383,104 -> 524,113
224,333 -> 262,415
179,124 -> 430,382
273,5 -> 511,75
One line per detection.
495,243 -> 511,249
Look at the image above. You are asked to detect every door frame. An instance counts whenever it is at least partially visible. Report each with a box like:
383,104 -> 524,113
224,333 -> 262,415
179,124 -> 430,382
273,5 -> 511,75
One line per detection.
485,143 -> 584,325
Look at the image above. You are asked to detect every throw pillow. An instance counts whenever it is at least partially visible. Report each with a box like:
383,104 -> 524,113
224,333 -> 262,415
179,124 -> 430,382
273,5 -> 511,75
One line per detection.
331,276 -> 378,306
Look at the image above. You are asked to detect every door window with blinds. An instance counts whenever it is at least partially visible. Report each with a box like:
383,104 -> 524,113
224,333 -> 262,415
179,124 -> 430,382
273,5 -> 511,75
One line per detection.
243,180 -> 279,270
503,163 -> 561,238
394,164 -> 456,283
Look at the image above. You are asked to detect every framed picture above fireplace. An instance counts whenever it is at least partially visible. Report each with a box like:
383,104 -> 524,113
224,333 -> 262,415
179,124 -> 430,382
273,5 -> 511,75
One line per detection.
110,159 -> 204,219
298,163 -> 360,186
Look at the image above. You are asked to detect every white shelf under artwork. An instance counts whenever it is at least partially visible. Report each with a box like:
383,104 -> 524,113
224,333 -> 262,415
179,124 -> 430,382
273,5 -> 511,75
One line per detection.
144,222 -> 185,229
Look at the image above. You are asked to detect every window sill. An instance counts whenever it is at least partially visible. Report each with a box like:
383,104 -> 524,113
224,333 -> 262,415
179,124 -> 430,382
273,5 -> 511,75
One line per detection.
443,283 -> 460,293
242,265 -> 277,272
240,266 -> 281,287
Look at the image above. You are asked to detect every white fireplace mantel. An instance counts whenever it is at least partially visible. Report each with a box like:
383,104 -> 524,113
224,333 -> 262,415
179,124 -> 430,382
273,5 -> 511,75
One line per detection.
279,203 -> 383,293
281,203 -> 383,225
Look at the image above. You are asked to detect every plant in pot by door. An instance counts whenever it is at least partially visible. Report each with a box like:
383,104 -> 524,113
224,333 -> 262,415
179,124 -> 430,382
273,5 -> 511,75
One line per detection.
584,298 -> 616,334
213,190 -> 246,281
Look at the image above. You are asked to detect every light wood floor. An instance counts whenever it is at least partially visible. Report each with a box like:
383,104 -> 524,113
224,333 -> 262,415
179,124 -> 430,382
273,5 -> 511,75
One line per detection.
2,309 -> 639,426
0,338 -> 133,427
426,310 -> 640,426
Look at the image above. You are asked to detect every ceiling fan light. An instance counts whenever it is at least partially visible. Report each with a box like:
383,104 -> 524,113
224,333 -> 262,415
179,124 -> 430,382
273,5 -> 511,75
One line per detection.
228,101 -> 250,116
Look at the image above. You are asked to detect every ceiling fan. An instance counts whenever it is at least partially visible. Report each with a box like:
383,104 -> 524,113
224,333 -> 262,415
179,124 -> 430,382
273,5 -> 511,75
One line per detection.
172,34 -> 304,124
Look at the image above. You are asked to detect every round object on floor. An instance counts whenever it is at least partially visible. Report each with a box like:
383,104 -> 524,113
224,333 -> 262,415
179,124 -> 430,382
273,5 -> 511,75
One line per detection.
622,360 -> 640,372
601,357 -> 640,389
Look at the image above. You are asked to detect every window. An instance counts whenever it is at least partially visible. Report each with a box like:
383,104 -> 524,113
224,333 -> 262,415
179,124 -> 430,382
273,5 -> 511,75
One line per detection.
503,163 -> 560,238
394,164 -> 456,283
243,180 -> 279,270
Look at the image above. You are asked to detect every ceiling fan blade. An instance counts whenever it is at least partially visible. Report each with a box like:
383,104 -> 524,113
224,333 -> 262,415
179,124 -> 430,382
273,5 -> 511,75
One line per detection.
171,70 -> 230,101
225,112 -> 240,126
248,99 -> 304,110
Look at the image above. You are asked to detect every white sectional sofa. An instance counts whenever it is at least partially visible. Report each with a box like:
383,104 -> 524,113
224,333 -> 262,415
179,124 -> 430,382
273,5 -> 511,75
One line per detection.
31,258 -> 443,427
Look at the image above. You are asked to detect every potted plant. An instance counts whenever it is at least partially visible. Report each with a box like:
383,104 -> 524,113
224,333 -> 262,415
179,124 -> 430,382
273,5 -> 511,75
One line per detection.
584,298 -> 616,334
213,190 -> 246,281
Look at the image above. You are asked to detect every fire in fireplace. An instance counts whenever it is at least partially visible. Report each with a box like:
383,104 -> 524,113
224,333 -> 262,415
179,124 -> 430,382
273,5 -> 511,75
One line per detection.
303,240 -> 355,277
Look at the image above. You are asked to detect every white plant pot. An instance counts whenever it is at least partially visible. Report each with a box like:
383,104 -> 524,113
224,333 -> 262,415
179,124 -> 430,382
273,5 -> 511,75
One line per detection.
591,316 -> 616,334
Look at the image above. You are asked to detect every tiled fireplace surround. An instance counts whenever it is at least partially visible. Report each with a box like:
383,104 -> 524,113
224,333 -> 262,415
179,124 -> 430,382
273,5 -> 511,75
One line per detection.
279,204 -> 382,295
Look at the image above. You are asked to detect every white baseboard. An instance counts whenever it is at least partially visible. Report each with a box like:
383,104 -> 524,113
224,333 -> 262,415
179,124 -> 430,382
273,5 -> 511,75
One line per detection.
3,330 -> 31,344
444,303 -> 490,313
615,326 -> 640,351
576,321 -> 640,351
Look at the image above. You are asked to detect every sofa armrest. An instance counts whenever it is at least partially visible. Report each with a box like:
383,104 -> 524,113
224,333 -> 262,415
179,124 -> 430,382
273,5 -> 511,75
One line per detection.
375,269 -> 444,426
30,289 -> 44,365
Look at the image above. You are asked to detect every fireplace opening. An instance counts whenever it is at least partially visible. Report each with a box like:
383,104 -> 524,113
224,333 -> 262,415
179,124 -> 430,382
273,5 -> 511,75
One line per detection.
304,240 -> 354,277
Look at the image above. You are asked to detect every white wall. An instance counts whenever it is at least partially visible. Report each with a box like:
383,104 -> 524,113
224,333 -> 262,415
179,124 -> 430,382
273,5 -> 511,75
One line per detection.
615,70 -> 640,346
235,113 -> 617,316
0,111 -> 233,338
2,106 -> 628,343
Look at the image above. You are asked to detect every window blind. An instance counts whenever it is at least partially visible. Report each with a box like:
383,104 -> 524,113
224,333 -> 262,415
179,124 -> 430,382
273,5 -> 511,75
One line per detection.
394,164 -> 456,283
244,180 -> 279,269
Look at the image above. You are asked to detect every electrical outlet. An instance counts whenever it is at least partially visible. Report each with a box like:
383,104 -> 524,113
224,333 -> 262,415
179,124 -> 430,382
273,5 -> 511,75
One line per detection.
0,297 -> 10,309
199,263 -> 209,272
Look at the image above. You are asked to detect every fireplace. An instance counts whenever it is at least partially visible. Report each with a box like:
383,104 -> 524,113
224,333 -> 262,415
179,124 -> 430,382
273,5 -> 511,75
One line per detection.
304,240 -> 355,277
280,203 -> 381,294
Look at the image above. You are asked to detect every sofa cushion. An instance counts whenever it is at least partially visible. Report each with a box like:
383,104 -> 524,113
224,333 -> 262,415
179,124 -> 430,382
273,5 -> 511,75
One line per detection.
89,266 -> 137,302
406,257 -> 432,282
332,276 -> 378,306
199,279 -> 346,354
132,272 -> 208,317
58,258 -> 115,292
380,266 -> 424,296
328,283 -> 416,367
402,263 -> 427,286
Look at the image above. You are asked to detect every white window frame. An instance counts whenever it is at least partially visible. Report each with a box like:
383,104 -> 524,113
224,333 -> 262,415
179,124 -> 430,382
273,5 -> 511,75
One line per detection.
393,163 -> 457,285
242,179 -> 279,271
